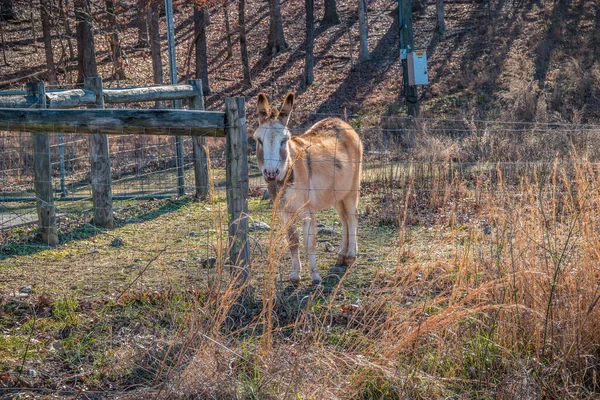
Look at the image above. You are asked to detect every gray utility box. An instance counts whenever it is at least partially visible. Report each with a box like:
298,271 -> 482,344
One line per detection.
407,51 -> 429,86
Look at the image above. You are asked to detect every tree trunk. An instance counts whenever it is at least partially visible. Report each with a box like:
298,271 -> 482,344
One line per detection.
0,16 -> 8,65
58,0 -> 75,61
322,0 -> 339,25
238,0 -> 251,86
303,0 -> 314,87
147,0 -> 163,85
194,5 -> 209,94
40,0 -> 58,85
436,0 -> 445,36
136,0 -> 148,47
75,0 -> 98,83
357,0 -> 370,62
105,0 -> 125,80
0,0 -> 16,21
223,1 -> 232,59
266,0 -> 287,56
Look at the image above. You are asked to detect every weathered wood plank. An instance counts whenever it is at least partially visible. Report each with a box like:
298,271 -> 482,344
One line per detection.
225,97 -> 250,283
103,84 -> 196,104
27,82 -> 59,246
189,79 -> 209,199
85,77 -> 113,229
46,89 -> 96,108
0,95 -> 37,108
1,84 -> 201,109
0,108 -> 226,136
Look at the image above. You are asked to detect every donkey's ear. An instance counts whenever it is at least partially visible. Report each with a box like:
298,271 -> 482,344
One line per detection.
279,92 -> 295,124
257,93 -> 270,124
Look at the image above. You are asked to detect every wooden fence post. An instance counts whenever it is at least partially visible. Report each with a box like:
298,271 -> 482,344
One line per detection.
84,77 -> 113,229
188,79 -> 209,199
225,97 -> 250,284
27,82 -> 59,246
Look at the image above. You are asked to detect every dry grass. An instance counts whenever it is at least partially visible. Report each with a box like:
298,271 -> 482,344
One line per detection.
143,156 -> 600,399
2,129 -> 600,398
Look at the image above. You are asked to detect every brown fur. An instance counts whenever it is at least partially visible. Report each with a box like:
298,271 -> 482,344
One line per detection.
254,92 -> 362,285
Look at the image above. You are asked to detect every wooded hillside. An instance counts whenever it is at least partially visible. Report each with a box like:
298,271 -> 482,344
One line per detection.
0,0 -> 599,124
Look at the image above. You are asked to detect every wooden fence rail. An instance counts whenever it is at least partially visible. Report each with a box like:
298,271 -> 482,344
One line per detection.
0,81 -> 250,279
0,108 -> 226,136
0,83 -> 201,108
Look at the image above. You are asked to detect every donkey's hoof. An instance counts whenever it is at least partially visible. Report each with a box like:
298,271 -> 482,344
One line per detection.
328,265 -> 346,275
311,273 -> 322,286
289,273 -> 301,286
345,256 -> 357,267
335,255 -> 347,267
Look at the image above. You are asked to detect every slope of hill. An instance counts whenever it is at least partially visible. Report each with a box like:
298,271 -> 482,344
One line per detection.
0,0 -> 598,126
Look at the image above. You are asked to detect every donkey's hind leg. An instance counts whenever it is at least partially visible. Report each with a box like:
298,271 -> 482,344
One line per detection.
342,192 -> 359,267
334,200 -> 349,267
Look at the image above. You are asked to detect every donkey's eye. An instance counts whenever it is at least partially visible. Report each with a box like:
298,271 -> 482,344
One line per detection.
280,139 -> 288,148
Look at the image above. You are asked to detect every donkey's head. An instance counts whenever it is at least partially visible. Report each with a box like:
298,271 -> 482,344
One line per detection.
254,92 -> 294,182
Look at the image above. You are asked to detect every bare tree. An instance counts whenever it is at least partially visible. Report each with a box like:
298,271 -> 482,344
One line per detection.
436,0 -> 445,36
266,0 -> 287,56
40,0 -> 58,84
75,0 -> 98,82
105,0 -> 126,80
0,0 -> 16,21
223,0 -> 232,59
147,0 -> 163,86
136,0 -> 148,47
322,0 -> 339,25
357,0 -> 370,62
303,0 -> 314,87
58,0 -> 75,61
194,4 -> 210,94
0,16 -> 8,65
238,0 -> 251,86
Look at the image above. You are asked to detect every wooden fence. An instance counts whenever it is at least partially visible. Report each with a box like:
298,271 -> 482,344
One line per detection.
0,79 -> 250,278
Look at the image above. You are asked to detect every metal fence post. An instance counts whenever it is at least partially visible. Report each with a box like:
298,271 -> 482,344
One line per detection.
188,79 -> 209,199
27,81 -> 58,246
84,77 -> 113,229
225,97 -> 250,285
58,133 -> 66,197
164,0 -> 185,197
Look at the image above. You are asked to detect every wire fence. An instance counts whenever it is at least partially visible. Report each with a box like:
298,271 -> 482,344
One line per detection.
2,114 -> 600,395
2,115 -> 599,292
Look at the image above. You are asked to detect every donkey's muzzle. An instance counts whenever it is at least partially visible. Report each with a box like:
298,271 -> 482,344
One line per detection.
263,168 -> 279,182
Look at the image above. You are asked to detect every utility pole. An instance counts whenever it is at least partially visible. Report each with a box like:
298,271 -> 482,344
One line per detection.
165,0 -> 185,196
399,0 -> 419,116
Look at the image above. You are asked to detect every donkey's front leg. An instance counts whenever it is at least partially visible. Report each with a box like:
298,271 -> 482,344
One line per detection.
303,212 -> 322,285
283,212 -> 301,285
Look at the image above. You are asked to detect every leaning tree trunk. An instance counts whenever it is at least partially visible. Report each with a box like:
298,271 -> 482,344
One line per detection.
40,0 -> 58,84
238,0 -> 251,86
322,0 -> 339,25
303,0 -> 314,87
75,0 -> 98,82
266,0 -> 287,56
147,0 -> 163,85
194,5 -> 210,94
136,0 -> 148,47
357,0 -> 370,62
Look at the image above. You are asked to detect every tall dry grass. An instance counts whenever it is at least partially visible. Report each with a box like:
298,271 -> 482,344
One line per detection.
134,149 -> 600,399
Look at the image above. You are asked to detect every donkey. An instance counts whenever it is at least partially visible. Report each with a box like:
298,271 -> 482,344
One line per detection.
254,92 -> 363,285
